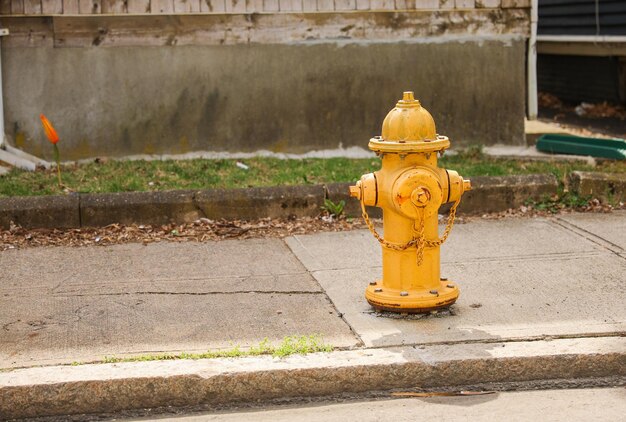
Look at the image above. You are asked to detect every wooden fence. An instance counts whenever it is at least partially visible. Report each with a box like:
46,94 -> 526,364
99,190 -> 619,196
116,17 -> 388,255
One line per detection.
1,0 -> 528,15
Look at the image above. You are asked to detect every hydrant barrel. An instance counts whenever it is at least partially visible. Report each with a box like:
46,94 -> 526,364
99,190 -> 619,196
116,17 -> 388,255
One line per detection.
350,92 -> 471,313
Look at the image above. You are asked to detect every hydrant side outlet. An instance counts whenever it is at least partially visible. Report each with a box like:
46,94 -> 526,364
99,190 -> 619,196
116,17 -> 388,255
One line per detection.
351,92 -> 471,313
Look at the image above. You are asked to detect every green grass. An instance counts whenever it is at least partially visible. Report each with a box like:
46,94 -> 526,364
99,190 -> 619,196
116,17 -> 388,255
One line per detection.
1,150 -> 624,197
99,335 -> 333,364
525,191 -> 593,214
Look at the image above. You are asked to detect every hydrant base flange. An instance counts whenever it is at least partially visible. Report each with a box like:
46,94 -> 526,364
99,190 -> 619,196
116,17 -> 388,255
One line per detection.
365,280 -> 459,313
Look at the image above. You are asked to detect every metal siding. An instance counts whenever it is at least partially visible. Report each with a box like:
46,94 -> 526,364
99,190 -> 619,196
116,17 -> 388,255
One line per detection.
538,0 -> 626,36
537,54 -> 621,103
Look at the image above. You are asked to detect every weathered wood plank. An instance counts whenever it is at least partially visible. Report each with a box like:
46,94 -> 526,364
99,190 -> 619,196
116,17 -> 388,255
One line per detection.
355,0 -> 369,9
102,0 -> 127,13
334,0 -> 356,10
0,1 -> 12,15
415,0 -> 438,8
200,0 -> 225,12
455,0 -> 475,8
79,0 -> 101,13
302,0 -> 315,11
41,0 -> 63,13
62,0 -> 80,13
476,0 -> 500,7
245,0 -> 262,12
1,16 -> 54,46
78,0 -> 90,13
128,0 -> 151,12
263,0 -> 278,12
316,0 -> 332,11
173,0 -> 201,12
369,0 -> 393,9
10,0 -> 24,14
0,8 -> 525,47
278,0 -> 301,11
225,0 -> 245,12
152,0 -> 174,13
24,0 -> 41,13
501,0 -> 529,7
50,14 -> 248,46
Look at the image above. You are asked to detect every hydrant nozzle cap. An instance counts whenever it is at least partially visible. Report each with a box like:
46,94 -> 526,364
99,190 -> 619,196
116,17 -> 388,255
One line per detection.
349,184 -> 361,200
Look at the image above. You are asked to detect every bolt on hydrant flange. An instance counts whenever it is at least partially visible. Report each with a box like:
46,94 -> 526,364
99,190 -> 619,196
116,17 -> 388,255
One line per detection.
350,92 -> 471,313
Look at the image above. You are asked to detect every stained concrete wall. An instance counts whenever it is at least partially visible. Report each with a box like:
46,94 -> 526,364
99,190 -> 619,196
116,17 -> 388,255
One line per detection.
3,38 -> 525,160
1,6 -> 529,160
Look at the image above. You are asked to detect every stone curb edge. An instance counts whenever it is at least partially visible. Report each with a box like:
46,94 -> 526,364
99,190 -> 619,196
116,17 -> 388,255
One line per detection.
1,337 -> 624,419
0,172 -> 623,230
0,174 -> 555,229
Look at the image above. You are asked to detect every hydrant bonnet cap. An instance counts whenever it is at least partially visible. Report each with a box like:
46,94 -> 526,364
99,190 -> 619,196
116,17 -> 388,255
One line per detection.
381,91 -> 437,142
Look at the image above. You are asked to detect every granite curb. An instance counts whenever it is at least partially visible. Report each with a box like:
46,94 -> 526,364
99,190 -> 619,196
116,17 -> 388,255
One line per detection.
569,171 -> 626,203
0,173 -> 561,229
1,337 -> 623,419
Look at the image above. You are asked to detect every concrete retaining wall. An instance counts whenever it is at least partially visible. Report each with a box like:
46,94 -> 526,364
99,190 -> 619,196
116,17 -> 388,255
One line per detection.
569,171 -> 626,203
0,173 -> 559,229
3,39 -> 526,160
328,173 -> 558,218
4,171 -> 624,230
1,3 -> 530,160
0,194 -> 80,229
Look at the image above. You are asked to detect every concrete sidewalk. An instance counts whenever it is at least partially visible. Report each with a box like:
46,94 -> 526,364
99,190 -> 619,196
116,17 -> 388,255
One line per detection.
1,211 -> 625,418
2,211 -> 624,368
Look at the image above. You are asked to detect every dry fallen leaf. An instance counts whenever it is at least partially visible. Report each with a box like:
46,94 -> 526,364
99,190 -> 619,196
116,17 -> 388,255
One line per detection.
0,216 -> 368,251
1,201 -> 621,252
392,391 -> 496,397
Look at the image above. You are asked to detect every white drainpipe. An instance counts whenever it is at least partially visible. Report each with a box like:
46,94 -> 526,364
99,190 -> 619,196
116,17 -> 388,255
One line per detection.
537,35 -> 626,43
527,0 -> 538,120
0,27 -> 8,147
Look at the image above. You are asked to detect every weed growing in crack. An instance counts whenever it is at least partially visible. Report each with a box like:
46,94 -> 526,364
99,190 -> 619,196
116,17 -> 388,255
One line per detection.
98,334 -> 333,365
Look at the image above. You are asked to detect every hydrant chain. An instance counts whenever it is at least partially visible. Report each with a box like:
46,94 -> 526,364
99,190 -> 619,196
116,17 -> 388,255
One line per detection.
359,200 -> 419,252
359,199 -> 458,265
424,198 -> 460,248
414,214 -> 426,266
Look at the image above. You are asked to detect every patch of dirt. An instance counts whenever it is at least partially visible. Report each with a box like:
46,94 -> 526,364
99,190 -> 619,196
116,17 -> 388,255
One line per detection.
1,201 -> 623,251
365,307 -> 456,320
539,92 -> 626,120
538,92 -> 626,139
538,92 -> 564,109
0,216 -> 367,252
469,198 -> 622,222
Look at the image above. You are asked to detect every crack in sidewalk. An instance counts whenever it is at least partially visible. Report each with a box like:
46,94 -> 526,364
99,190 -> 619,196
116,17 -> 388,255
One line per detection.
375,330 -> 626,350
52,290 -> 327,297
551,217 -> 625,260
282,237 -> 366,348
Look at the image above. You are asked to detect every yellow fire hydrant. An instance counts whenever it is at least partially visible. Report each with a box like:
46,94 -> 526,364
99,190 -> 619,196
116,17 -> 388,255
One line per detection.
349,92 -> 471,313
